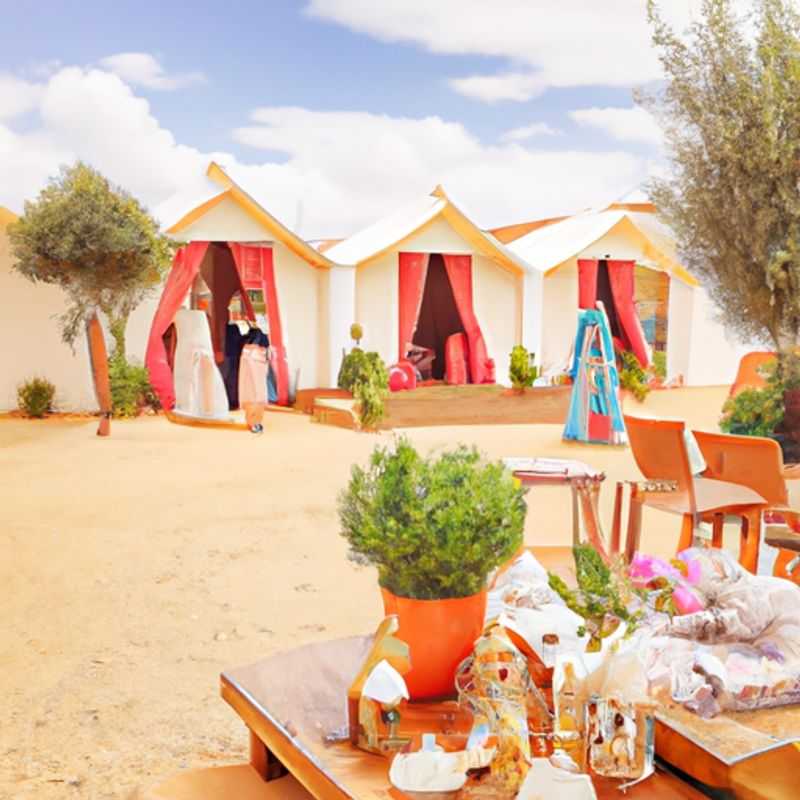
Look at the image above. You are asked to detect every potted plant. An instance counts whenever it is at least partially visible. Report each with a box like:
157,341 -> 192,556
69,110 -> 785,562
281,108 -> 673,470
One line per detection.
508,344 -> 537,394
339,437 -> 527,698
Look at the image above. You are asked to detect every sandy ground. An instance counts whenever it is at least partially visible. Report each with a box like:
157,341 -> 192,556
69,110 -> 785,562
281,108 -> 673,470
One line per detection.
0,386 -> 762,798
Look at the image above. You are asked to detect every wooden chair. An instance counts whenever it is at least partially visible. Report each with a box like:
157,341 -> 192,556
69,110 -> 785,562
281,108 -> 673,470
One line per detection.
693,429 -> 800,577
143,764 -> 312,799
622,415 -> 767,569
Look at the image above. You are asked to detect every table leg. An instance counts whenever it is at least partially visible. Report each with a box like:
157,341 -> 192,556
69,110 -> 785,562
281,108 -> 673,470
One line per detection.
571,484 -> 580,547
250,728 -> 288,782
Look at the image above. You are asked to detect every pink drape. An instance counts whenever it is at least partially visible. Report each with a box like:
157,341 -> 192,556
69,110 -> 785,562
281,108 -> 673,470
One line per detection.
577,258 -> 598,309
441,254 -> 494,384
145,241 -> 210,410
398,253 -> 430,361
607,259 -> 650,368
228,244 -> 290,406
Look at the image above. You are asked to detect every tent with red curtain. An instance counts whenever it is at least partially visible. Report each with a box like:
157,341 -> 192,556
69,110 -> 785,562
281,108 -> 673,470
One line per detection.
396,251 -> 495,385
145,241 -> 290,412
577,258 -> 650,369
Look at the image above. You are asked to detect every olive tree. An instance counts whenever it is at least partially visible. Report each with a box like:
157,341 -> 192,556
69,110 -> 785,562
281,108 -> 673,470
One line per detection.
642,0 -> 800,353
9,162 -> 173,357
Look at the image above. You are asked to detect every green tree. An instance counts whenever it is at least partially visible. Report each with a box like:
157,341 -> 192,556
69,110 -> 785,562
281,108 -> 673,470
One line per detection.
642,0 -> 800,353
9,162 -> 173,358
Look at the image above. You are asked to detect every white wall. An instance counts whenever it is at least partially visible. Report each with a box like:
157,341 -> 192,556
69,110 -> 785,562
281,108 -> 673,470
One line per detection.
356,250 -> 398,364
272,242 -> 321,390
327,266 -> 356,386
0,221 -> 154,411
177,195 -> 269,242
686,287 -> 762,386
472,254 -> 521,386
541,261 -> 579,375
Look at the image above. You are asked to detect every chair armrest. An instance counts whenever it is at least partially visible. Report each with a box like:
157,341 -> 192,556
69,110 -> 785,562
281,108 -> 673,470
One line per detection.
783,464 -> 800,481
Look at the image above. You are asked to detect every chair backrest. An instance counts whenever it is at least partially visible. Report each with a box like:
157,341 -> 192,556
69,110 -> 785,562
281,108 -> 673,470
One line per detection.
692,429 -> 788,506
729,351 -> 776,398
624,414 -> 696,511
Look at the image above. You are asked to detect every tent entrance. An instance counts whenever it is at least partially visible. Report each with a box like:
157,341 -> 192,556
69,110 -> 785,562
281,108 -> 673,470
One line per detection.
411,253 -> 465,380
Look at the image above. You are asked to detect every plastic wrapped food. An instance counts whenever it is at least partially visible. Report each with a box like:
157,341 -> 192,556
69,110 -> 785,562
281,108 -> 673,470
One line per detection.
644,548 -> 800,716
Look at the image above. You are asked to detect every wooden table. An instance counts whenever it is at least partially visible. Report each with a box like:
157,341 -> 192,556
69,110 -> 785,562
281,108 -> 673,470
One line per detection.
221,636 -> 708,799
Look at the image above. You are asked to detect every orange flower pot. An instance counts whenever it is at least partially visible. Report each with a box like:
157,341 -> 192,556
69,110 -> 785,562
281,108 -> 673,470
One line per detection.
380,587 -> 487,700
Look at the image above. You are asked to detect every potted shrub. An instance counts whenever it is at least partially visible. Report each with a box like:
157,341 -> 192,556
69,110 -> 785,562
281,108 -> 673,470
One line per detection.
508,345 -> 537,394
337,348 -> 389,430
339,437 -> 527,698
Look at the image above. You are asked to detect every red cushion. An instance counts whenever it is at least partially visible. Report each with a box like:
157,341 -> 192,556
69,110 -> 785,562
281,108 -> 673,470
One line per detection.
445,333 -> 468,385
388,360 -> 417,392
469,335 -> 495,384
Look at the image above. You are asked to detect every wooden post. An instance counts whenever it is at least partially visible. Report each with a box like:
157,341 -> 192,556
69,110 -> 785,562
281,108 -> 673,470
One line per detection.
610,482 -> 624,556
86,311 -> 112,437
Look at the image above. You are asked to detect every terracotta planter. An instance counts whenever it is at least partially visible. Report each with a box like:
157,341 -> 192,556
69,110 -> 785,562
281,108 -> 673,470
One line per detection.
380,587 -> 487,700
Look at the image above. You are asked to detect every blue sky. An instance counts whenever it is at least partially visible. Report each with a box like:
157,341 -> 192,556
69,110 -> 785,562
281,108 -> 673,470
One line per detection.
0,1 -> 695,236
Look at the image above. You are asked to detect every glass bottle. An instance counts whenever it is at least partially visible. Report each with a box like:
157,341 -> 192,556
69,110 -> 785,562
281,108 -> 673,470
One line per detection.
552,654 -> 586,769
542,634 -> 560,669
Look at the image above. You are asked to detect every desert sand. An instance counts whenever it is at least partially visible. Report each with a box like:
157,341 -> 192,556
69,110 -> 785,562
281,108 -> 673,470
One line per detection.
1,386 -> 778,798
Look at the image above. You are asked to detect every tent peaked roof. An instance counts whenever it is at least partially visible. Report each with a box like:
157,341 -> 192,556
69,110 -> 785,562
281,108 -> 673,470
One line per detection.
0,206 -> 19,228
325,186 -> 533,276
508,208 -> 697,286
163,162 -> 333,269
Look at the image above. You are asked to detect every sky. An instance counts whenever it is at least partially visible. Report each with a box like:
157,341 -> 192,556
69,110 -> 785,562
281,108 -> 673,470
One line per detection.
0,0 -> 724,239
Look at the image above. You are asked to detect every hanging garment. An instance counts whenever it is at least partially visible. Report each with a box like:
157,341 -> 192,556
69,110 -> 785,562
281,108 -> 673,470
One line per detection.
563,308 -> 626,445
267,363 -> 278,404
172,309 -> 229,420
239,344 -> 268,407
220,323 -> 245,409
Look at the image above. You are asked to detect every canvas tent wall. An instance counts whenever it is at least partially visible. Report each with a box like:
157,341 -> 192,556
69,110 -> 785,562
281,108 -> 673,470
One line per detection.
153,162 -> 337,404
0,206 -> 155,411
325,187 -> 536,387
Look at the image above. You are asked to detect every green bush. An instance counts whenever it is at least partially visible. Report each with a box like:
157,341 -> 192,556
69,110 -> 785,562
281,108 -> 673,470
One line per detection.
17,377 -> 56,417
720,386 -> 784,437
617,350 -> 650,401
109,354 -> 159,418
509,345 -> 537,390
337,348 -> 389,429
652,350 -> 667,382
338,437 -> 527,599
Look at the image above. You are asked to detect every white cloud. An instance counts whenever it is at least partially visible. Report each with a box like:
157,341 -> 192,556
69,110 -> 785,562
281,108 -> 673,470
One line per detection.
448,72 -> 546,103
500,122 -> 561,141
0,62 -> 651,240
570,106 -> 663,146
0,74 -> 44,120
98,53 -> 205,91
305,0 -> 713,99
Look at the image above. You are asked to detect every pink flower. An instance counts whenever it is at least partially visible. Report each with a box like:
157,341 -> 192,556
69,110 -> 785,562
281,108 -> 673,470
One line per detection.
629,553 -> 681,585
672,585 -> 704,615
677,552 -> 702,585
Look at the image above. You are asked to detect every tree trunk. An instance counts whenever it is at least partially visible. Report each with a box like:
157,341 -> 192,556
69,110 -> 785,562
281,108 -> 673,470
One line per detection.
109,314 -> 127,360
86,312 -> 112,436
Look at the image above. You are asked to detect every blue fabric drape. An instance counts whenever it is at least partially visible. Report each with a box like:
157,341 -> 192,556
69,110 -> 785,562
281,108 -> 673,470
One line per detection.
564,309 -> 626,443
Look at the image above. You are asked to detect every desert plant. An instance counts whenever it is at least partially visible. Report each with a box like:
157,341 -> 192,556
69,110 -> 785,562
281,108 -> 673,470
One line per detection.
509,345 -> 537,390
339,437 -> 527,599
17,377 -> 56,418
337,348 -> 389,428
108,354 -> 160,418
651,350 -> 667,383
350,322 -> 364,346
720,359 -> 785,436
617,350 -> 650,402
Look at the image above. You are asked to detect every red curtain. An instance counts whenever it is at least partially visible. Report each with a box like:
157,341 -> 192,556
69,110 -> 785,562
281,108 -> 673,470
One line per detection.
577,258 -> 599,309
145,241 -> 210,410
398,253 -> 430,361
229,244 -> 289,405
441,254 -> 493,384
607,259 -> 650,368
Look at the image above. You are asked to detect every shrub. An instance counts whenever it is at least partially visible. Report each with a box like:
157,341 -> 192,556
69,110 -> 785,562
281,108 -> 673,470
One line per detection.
349,322 -> 363,346
509,345 -> 537,390
338,437 -> 527,599
617,350 -> 650,402
720,386 -> 784,437
652,350 -> 667,383
337,348 -> 389,429
109,354 -> 159,418
17,377 -> 56,418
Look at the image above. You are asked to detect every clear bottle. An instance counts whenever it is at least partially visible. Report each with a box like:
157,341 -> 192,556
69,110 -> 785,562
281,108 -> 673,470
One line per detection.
542,633 -> 560,669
